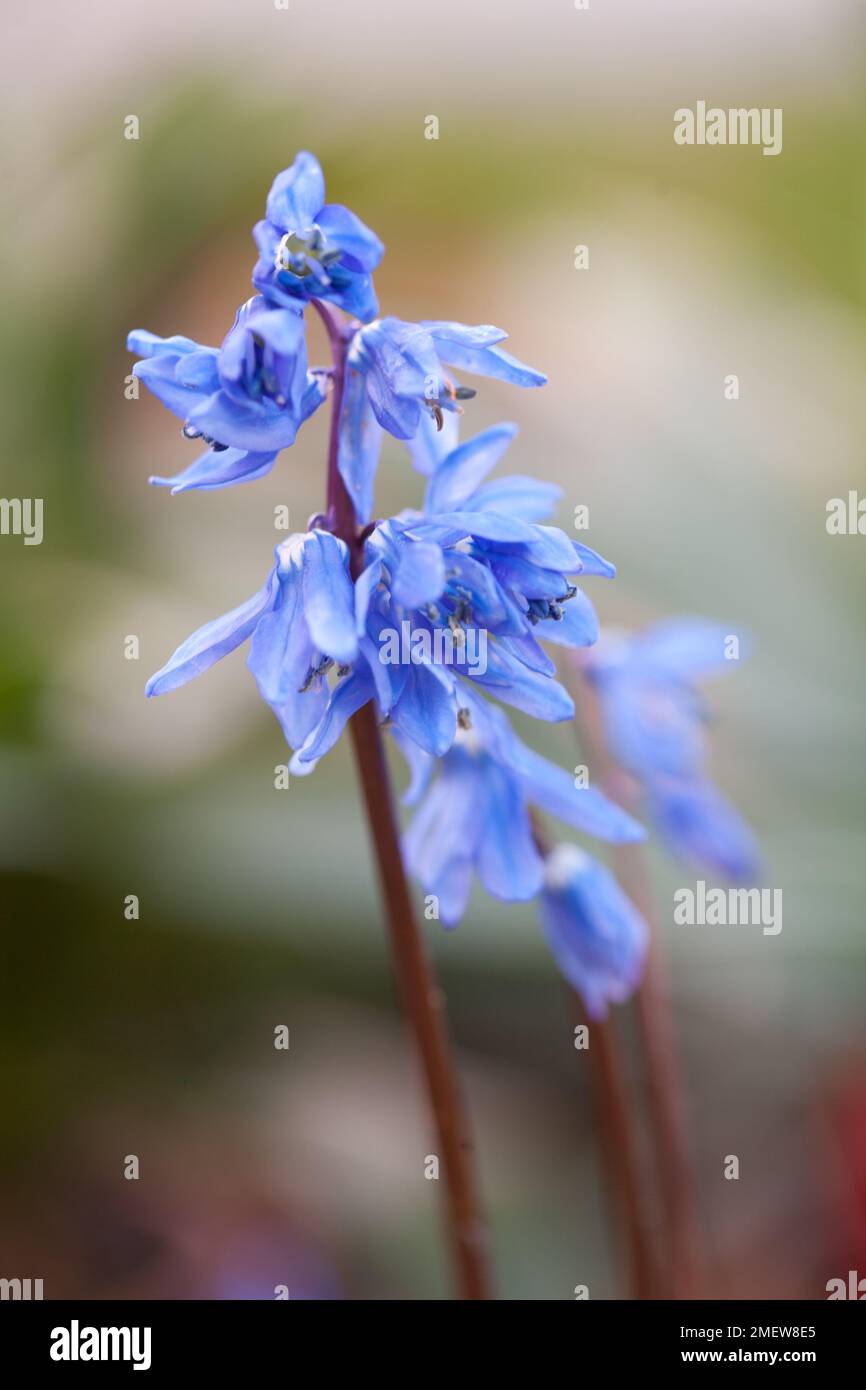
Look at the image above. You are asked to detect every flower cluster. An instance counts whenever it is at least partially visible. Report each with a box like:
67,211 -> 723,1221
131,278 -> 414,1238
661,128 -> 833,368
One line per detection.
130,152 -> 756,1021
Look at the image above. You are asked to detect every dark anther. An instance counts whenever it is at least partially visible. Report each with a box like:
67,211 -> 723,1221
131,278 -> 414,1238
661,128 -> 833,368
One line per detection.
457,707 -> 472,730
425,398 -> 444,431
454,387 -> 476,401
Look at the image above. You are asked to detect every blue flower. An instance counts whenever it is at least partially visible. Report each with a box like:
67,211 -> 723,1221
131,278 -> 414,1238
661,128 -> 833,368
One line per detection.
584,619 -> 736,781
252,151 -> 383,322
128,298 -> 327,492
337,323 -> 546,521
146,529 -> 359,750
538,844 -> 648,1018
584,619 -> 761,883
401,691 -> 644,927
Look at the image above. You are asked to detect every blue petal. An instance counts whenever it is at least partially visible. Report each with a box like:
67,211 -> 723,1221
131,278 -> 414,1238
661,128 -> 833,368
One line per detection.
442,552 -> 513,629
296,669 -> 375,764
146,572 -> 277,697
392,661 -> 457,755
509,745 -> 645,842
475,761 -> 544,902
415,511 -> 537,545
359,633 -> 395,713
425,329 -> 547,388
515,525 -> 581,571
247,561 -> 310,706
638,619 -> 743,680
487,554 -> 569,600
534,589 -> 599,648
392,541 -> 446,609
405,408 -> 460,477
301,531 -> 358,665
573,541 -> 616,579
598,673 -> 704,781
648,776 -> 761,883
424,423 -> 518,515
468,475 -> 562,521
318,203 -> 384,272
175,349 -> 223,394
389,727 -> 435,806
272,679 -> 330,751
419,322 -> 508,348
354,555 -> 384,634
402,754 -> 485,925
186,389 -> 305,453
132,357 -> 209,421
338,364 -> 384,525
265,151 -> 325,230
150,447 -> 278,493
497,632 -> 557,677
469,647 -> 575,722
540,845 -> 648,1018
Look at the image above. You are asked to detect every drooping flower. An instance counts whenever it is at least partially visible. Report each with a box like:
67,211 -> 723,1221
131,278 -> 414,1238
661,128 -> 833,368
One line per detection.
128,298 -> 327,492
337,318 -> 546,518
538,843 -> 648,1019
252,151 -> 383,323
583,619 -> 761,882
400,691 -> 644,927
146,530 -> 359,750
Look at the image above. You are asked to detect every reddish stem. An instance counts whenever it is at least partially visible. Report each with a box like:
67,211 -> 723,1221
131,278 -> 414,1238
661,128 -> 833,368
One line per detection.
531,811 -> 658,1299
311,298 -> 492,1300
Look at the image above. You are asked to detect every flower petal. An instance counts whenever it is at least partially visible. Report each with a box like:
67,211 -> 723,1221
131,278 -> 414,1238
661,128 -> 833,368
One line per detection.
317,203 -> 384,272
150,448 -> 278,494
392,541 -> 446,609
389,726 -> 436,806
638,619 -> 742,680
475,761 -> 544,902
424,423 -> 518,515
468,475 -> 562,521
296,669 -> 375,764
354,555 -> 384,634
301,531 -> 358,665
338,365 -> 384,525
510,745 -> 645,842
534,589 -> 599,648
265,151 -> 325,230
247,563 -> 310,706
573,541 -> 616,578
648,776 -> 761,882
146,573 -> 277,697
540,845 -> 648,1019
406,408 -> 460,477
392,661 -> 457,756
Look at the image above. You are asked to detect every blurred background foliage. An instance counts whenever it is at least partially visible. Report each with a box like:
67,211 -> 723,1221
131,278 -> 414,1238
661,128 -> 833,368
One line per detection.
1,0 -> 865,1298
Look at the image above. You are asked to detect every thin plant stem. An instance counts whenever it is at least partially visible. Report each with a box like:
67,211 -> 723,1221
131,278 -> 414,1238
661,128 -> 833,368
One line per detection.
531,811 -> 659,1299
311,298 -> 492,1300
565,651 -> 702,1299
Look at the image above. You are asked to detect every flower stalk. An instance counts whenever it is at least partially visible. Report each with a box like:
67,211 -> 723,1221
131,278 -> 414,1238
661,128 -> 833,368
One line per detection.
314,297 -> 492,1301
530,810 -> 658,1299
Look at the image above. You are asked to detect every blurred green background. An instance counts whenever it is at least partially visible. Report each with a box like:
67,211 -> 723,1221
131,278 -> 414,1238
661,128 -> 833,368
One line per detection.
2,0 -> 866,1299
